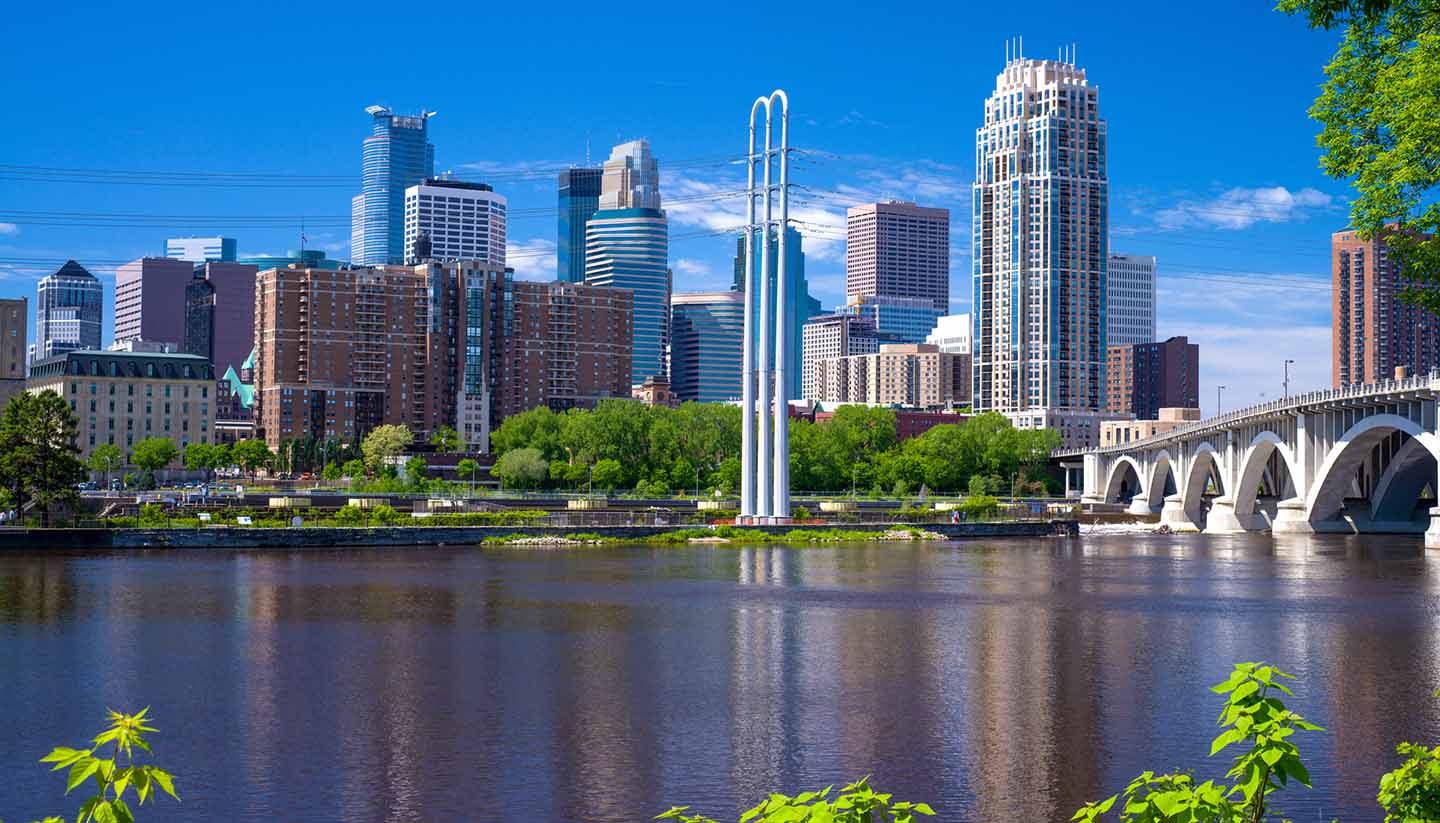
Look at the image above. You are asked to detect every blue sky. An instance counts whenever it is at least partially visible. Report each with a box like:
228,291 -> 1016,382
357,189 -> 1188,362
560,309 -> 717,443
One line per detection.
1,0 -> 1346,414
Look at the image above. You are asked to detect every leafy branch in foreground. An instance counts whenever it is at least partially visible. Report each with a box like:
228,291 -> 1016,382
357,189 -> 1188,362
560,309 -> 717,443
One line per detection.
1073,662 -> 1323,823
658,776 -> 935,823
37,708 -> 179,823
1377,688 -> 1440,822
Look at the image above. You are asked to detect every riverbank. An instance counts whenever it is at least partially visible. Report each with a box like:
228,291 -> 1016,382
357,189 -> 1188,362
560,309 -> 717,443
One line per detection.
0,520 -> 1078,550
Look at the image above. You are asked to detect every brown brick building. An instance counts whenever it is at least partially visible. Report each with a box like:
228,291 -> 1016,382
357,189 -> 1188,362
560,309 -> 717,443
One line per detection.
1105,336 -> 1199,419
1332,228 -> 1440,387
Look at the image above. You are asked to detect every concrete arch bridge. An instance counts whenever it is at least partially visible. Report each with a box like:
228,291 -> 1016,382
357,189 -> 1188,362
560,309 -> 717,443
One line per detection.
1078,373 -> 1440,548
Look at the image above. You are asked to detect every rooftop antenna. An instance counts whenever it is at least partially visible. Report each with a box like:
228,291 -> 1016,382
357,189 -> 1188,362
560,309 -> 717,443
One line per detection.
1073,42 -> 1078,65
1019,35 -> 1023,59
1005,38 -> 1010,63
299,218 -> 306,261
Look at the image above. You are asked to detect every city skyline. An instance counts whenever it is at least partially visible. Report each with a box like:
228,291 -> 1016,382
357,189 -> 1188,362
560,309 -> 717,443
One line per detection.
1,1 -> 1347,415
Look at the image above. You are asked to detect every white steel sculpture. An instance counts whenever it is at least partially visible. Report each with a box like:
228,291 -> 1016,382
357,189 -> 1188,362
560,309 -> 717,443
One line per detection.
740,90 -> 791,523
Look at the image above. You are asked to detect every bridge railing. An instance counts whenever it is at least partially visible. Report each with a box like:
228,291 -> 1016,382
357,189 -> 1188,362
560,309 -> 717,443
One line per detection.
1076,370 -> 1440,456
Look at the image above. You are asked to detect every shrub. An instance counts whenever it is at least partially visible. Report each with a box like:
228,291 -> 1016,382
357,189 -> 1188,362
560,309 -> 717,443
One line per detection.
37,708 -> 179,823
660,776 -> 933,823
1378,740 -> 1440,823
369,504 -> 402,525
959,494 -> 999,519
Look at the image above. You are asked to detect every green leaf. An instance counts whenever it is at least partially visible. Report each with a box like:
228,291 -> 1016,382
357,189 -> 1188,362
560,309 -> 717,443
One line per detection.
65,759 -> 101,794
1261,748 -> 1283,766
149,768 -> 178,800
110,798 -> 134,823
1210,728 -> 1244,756
912,802 -> 936,815
90,802 -> 115,823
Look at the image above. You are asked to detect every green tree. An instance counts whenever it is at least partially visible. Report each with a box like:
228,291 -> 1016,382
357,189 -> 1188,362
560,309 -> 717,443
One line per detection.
37,708 -> 179,823
361,424 -> 413,471
493,447 -> 548,489
404,455 -> 429,488
455,458 -> 482,494
88,443 -> 125,490
1281,0 -> 1440,308
1378,741 -> 1440,822
0,391 -> 86,525
320,461 -> 342,482
590,458 -> 624,493
429,425 -> 461,452
340,458 -> 366,480
182,443 -> 216,481
131,438 -> 179,479
231,439 -> 274,479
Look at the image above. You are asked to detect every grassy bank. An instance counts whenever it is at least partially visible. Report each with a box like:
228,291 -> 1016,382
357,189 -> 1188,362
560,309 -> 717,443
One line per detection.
481,525 -> 947,547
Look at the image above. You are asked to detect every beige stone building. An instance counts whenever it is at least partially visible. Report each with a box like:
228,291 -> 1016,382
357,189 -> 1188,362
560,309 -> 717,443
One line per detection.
27,349 -> 216,460
0,297 -> 27,408
812,343 -> 956,408
1099,406 -> 1202,448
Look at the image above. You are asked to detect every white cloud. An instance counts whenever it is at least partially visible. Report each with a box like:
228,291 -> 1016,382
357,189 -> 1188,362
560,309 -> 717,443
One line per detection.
1156,186 -> 1335,230
674,258 -> 713,276
505,238 -> 557,281
0,223 -> 18,236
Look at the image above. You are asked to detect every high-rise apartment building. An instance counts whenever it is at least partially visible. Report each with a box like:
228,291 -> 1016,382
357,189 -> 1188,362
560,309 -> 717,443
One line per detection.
34,261 -> 103,364
801,313 -> 884,400
1107,253 -> 1156,346
973,53 -> 1109,437
812,343 -> 956,408
846,201 -> 950,310
182,262 -> 259,375
671,291 -> 745,402
114,257 -> 196,348
165,236 -> 237,263
0,298 -> 27,405
927,313 -> 972,406
1105,335 -> 1199,419
731,226 -> 822,399
403,178 -> 507,265
585,139 -> 669,385
558,168 -> 603,282
1332,227 -> 1440,386
351,106 -> 436,266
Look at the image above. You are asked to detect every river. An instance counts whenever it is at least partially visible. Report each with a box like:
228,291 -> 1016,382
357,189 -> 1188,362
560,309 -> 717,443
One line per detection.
1,534 -> 1437,822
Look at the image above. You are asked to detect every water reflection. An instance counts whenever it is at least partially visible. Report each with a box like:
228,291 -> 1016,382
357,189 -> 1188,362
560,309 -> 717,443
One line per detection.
0,535 -> 1435,823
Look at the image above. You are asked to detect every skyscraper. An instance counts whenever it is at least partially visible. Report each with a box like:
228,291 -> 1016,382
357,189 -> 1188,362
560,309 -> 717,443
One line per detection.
35,261 -> 103,363
558,168 -> 603,282
671,291 -> 745,402
732,226 -> 822,399
585,139 -> 669,385
114,257 -> 195,347
846,200 -> 950,310
1107,253 -> 1156,346
403,178 -> 507,265
350,106 -> 436,266
972,51 -> 1109,431
1332,227 -> 1440,386
165,236 -> 237,263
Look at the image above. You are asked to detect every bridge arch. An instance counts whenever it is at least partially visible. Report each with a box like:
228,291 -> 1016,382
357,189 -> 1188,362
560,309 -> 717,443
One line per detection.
1181,442 -> 1225,525
1306,414 -> 1440,524
1103,455 -> 1145,504
1370,438 -> 1437,523
1232,431 -> 1300,524
1143,450 -> 1176,512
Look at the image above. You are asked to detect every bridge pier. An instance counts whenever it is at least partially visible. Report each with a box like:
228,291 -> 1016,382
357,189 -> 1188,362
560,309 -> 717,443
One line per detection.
1126,497 -> 1156,517
1203,498 -> 1248,534
1426,507 -> 1440,550
1270,498 -> 1314,535
1160,494 -> 1197,532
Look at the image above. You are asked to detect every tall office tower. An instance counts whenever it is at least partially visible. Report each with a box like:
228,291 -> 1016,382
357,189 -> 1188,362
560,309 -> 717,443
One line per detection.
973,51 -> 1109,437
182,262 -> 259,374
731,226 -> 822,399
585,139 -> 669,385
114,257 -> 196,347
253,265 -> 433,449
671,291 -> 745,402
1105,336 -> 1199,418
0,298 -> 26,405
455,264 -> 633,450
927,313 -> 972,406
165,236 -> 237,263
800,313 -> 883,400
558,168 -> 603,282
350,106 -> 436,266
1332,227 -> 1440,386
35,261 -> 103,363
1107,253 -> 1156,346
403,178 -> 507,265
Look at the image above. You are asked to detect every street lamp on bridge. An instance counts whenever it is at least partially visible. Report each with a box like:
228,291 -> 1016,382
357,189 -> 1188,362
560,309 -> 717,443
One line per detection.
1283,359 -> 1295,399
1216,385 -> 1226,415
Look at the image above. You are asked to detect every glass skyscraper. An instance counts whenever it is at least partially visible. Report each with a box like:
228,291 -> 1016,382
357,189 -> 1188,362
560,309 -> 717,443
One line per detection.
350,106 -> 436,266
585,140 -> 670,385
731,226 -> 822,400
35,260 -> 103,363
558,168 -> 602,282
670,291 -> 744,402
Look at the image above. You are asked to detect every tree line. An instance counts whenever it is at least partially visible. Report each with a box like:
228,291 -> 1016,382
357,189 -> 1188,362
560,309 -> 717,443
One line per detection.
489,400 -> 1060,496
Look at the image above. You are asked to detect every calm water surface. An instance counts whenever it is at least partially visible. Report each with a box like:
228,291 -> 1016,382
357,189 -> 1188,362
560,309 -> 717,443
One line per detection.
2,534 -> 1438,822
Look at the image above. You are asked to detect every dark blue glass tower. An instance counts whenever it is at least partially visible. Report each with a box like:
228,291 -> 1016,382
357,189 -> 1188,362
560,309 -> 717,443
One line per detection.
732,226 -> 821,400
557,168 -> 602,282
351,106 -> 435,266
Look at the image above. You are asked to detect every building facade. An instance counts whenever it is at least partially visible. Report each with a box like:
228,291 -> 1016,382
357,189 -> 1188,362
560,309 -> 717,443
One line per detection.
114,257 -> 196,348
671,291 -> 744,402
731,226 -> 822,399
182,261 -> 259,376
973,54 -> 1109,421
801,313 -> 883,400
558,167 -> 603,282
840,294 -> 944,344
927,313 -> 972,405
27,350 -> 216,459
1099,406 -> 1201,448
240,250 -> 340,270
1104,336 -> 1199,420
403,178 -> 507,265
0,298 -> 26,406
1104,343 -> 1135,415
350,106 -> 436,266
165,236 -> 236,263
34,261 -> 103,364
1332,227 -> 1440,387
1107,253 -> 1156,347
811,343 -> 955,408
846,200 -> 950,311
